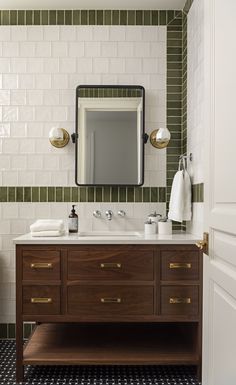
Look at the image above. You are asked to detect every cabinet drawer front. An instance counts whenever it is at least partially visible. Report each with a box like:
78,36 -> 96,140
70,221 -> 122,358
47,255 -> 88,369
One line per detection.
161,286 -> 199,316
68,285 -> 154,315
23,286 -> 60,315
22,250 -> 60,281
161,251 -> 199,281
68,250 -> 154,281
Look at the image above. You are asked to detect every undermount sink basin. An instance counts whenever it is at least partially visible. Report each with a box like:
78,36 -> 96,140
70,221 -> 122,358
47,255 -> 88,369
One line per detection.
78,231 -> 142,238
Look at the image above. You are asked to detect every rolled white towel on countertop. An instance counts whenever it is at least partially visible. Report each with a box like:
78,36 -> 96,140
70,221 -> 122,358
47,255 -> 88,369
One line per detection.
30,219 -> 65,233
31,230 -> 65,237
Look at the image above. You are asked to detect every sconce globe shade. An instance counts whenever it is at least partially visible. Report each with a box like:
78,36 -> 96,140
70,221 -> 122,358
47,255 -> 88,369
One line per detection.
150,127 -> 171,149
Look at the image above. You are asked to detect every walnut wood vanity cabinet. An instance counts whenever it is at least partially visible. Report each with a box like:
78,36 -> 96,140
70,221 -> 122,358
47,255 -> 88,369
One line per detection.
16,244 -> 202,382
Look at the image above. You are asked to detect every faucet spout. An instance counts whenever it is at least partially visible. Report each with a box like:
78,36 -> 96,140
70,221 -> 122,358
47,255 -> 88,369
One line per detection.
105,210 -> 113,221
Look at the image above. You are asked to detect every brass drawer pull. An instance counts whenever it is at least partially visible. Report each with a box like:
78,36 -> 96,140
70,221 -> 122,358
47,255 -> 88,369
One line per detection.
169,262 -> 192,269
100,263 -> 121,269
169,297 -> 191,304
101,298 -> 121,303
31,298 -> 52,304
30,263 -> 53,269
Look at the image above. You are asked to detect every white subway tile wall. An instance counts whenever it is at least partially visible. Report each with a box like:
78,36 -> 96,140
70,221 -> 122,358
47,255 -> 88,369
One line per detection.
186,1 -> 204,236
0,25 -> 167,322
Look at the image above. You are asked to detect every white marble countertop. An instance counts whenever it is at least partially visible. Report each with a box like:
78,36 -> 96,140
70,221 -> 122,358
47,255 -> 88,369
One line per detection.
13,231 -> 200,245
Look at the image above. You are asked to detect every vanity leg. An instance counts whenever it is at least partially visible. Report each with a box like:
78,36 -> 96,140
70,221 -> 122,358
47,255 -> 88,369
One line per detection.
16,320 -> 24,383
197,364 -> 202,382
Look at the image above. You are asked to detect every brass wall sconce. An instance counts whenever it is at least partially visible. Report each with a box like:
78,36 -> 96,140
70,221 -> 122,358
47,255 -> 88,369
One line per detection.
49,127 -> 70,148
150,127 -> 171,149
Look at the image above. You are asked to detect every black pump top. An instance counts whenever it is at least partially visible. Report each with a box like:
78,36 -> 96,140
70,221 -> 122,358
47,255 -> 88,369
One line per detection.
71,205 -> 76,213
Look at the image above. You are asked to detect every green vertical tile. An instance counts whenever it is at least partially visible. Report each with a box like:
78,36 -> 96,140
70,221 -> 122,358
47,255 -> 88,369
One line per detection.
112,10 -> 119,25
88,10 -> 95,25
18,10 -> 25,25
143,187 -> 150,202
136,10 -> 143,25
8,324 -> 15,339
33,10 -> 40,25
57,10 -> 65,25
72,187 -> 79,202
103,187 -> 111,202
48,187 -> 55,202
55,187 -> 63,202
120,10 -> 127,25
73,10 -> 80,25
151,10 -> 159,25
104,10 -> 112,25
96,10 -> 103,25
127,10 -> 135,25
24,187 -> 31,202
65,10 -> 72,25
160,10 -> 167,25
63,187 -> 71,202
32,187 -> 39,202
144,10 -> 151,25
167,10 -> 175,23
95,187 -> 102,202
24,323 -> 32,339
151,187 -> 158,202
10,10 -> 17,25
159,187 -> 166,202
26,10 -> 33,25
111,187 -> 118,202
135,187 -> 142,202
88,187 -> 94,202
40,187 -> 47,202
127,187 -> 134,202
0,324 -> 7,339
42,10 -> 48,25
200,183 -> 204,202
0,187 -> 7,202
49,10 -> 57,25
119,187 -> 126,203
2,10 -> 10,25
81,10 -> 88,25
79,187 -> 87,202
16,187 -> 23,202
8,187 -> 16,202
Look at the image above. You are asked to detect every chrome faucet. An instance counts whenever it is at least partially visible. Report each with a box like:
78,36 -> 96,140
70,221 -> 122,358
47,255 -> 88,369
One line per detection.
105,210 -> 113,221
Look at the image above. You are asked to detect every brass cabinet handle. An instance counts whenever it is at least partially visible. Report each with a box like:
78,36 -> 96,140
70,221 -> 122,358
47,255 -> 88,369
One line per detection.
30,263 -> 53,269
169,262 -> 192,269
169,297 -> 191,304
31,298 -> 52,304
101,298 -> 121,303
100,263 -> 121,269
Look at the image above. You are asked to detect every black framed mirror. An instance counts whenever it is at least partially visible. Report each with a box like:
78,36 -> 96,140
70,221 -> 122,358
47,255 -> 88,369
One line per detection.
73,85 -> 146,186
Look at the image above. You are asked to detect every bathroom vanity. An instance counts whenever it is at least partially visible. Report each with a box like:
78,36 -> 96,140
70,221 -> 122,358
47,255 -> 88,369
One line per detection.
14,233 -> 202,382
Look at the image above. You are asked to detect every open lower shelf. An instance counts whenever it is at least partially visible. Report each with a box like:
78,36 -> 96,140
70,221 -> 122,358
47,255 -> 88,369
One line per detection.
23,323 -> 199,366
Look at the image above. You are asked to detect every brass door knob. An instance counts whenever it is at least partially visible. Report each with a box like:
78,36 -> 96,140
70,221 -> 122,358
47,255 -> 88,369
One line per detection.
195,232 -> 209,253
195,240 -> 207,250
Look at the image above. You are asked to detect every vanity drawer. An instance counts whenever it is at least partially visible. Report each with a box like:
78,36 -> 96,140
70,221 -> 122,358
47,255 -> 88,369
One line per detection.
161,251 -> 199,281
22,285 -> 60,315
67,249 -> 154,281
67,285 -> 154,315
161,285 -> 199,316
22,250 -> 61,281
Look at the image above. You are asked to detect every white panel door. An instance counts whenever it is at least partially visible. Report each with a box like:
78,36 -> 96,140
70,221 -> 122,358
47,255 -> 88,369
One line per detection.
202,0 -> 236,384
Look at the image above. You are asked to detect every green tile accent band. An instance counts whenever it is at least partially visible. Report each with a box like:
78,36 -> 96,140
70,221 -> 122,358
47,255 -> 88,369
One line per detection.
78,87 -> 142,98
0,186 -> 166,203
192,183 -> 204,203
183,0 -> 194,14
0,10 -> 180,26
0,323 -> 34,339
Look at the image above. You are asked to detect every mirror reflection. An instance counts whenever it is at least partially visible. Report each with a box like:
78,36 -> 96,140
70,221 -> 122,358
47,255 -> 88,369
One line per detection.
75,86 -> 145,186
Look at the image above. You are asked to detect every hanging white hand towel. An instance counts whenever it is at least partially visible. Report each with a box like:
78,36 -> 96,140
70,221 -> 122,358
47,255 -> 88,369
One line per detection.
168,159 -> 192,223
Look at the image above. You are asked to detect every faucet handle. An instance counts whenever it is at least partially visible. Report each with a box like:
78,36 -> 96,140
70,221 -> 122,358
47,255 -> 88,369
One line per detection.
118,210 -> 126,217
105,210 -> 113,220
93,210 -> 101,218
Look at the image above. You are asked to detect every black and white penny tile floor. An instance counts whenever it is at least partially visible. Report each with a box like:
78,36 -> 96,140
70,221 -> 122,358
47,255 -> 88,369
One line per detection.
0,340 -> 201,385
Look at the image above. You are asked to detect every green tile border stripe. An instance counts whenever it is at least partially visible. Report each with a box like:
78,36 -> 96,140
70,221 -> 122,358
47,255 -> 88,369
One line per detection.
0,186 -> 166,203
0,322 -> 34,339
183,0 -> 194,14
0,10 -> 181,26
192,183 -> 204,203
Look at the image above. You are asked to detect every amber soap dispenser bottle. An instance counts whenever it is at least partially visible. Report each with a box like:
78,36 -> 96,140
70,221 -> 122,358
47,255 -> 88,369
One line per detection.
68,205 -> 78,233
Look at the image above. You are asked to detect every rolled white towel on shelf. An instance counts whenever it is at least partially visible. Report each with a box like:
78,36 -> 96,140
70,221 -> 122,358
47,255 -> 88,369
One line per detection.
31,230 -> 64,237
30,219 -> 64,233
